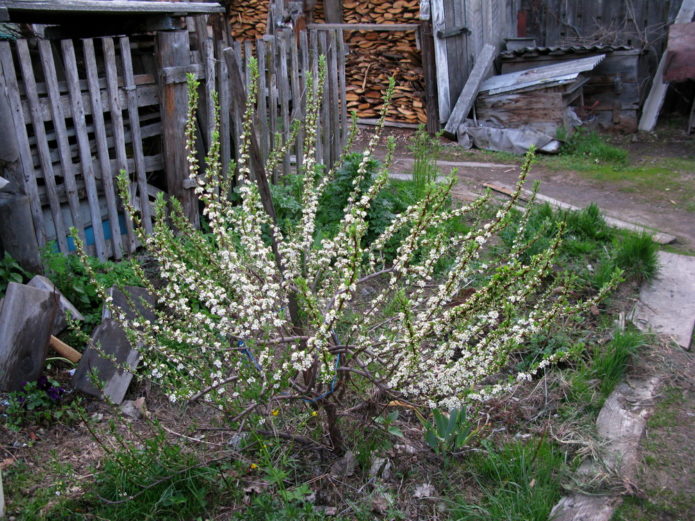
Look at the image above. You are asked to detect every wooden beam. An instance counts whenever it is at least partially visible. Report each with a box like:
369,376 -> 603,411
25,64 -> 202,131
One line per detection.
638,0 -> 695,131
307,23 -> 418,31
324,0 -> 343,24
419,21 -> 440,135
443,43 -> 496,138
4,0 -> 224,15
156,30 -> 199,227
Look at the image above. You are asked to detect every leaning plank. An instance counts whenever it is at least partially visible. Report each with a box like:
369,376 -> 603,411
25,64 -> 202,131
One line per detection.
336,28 -> 348,149
38,40 -> 85,244
444,43 -> 496,137
61,39 -> 107,260
483,182 -> 677,244
216,40 -> 231,179
84,38 -> 123,258
256,38 -> 269,162
299,30 -> 310,166
638,0 -> 695,131
103,37 -> 136,251
309,30 -> 323,165
0,42 -> 46,246
120,37 -> 153,234
289,31 -> 303,173
318,30 -> 330,167
15,39 -> 69,253
266,35 -> 279,182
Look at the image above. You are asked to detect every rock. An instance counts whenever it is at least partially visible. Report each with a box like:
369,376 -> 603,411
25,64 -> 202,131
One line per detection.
329,450 -> 357,478
27,275 -> 84,335
102,286 -> 156,323
0,282 -> 58,391
413,483 -> 437,499
120,397 -> 147,419
72,318 -> 140,405
369,456 -> 392,480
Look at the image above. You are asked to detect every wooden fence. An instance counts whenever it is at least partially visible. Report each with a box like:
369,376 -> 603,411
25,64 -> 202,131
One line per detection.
0,26 -> 347,263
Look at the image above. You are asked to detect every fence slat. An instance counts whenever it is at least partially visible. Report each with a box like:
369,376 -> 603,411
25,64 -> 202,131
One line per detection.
61,39 -> 107,260
309,30 -> 322,166
278,31 -> 291,178
265,35 -> 279,183
84,38 -> 123,259
256,38 -> 269,161
0,42 -> 46,247
327,29 -> 340,166
16,40 -> 69,254
289,31 -> 303,175
318,31 -> 330,168
216,40 -> 231,180
230,41 -> 243,166
38,41 -> 87,247
337,28 -> 348,149
202,35 -> 216,150
119,36 -> 153,234
102,37 -> 136,252
299,30 -> 310,166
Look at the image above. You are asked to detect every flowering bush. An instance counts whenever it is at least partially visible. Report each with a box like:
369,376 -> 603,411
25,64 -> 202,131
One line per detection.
74,58 -> 619,450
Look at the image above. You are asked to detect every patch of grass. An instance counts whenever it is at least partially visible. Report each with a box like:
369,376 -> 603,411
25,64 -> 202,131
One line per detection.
647,386 -> 681,429
612,489 -> 695,521
591,329 -> 646,398
613,232 -> 659,282
451,439 -> 566,521
559,130 -> 628,167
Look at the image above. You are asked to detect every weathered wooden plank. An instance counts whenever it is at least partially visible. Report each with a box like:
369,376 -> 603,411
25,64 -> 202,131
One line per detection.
431,0 -> 451,121
83,38 -> 123,259
38,39 -> 85,247
318,30 -> 331,168
639,0 -> 695,131
419,21 -> 440,135
15,39 -> 69,253
103,37 -> 136,251
266,34 -> 279,182
200,22 -> 216,151
444,43 -> 496,137
307,23 -> 419,31
309,29 -> 323,165
120,36 -> 153,234
5,0 -> 224,15
0,42 -> 46,247
256,38 -> 269,162
156,29 -> 199,227
336,28 -> 348,149
289,31 -> 303,173
278,30 -> 291,177
299,30 -> 309,167
61,39 -> 107,260
216,40 -> 231,180
327,29 -> 340,165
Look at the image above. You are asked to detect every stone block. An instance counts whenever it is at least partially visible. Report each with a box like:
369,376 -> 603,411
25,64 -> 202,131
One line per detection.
72,318 -> 140,405
27,275 -> 84,335
102,286 -> 156,323
0,282 -> 58,391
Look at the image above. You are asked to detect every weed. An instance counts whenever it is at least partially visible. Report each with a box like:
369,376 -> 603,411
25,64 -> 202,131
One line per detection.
3,376 -> 83,431
591,329 -> 646,397
0,251 -> 29,295
613,232 -> 658,282
647,386 -> 681,429
410,124 -> 442,198
559,130 -> 628,167
422,408 -> 477,465
451,438 -> 566,521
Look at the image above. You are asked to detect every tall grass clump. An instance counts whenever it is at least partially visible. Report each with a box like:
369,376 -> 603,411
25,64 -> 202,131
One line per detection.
560,130 -> 628,167
592,328 -> 646,397
614,232 -> 659,282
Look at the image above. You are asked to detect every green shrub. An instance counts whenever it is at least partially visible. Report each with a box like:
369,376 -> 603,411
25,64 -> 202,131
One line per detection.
0,251 -> 29,296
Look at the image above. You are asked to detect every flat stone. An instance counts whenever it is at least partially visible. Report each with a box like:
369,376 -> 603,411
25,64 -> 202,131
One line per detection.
549,494 -> 619,521
102,286 -> 155,323
72,318 -> 139,405
0,282 -> 58,391
27,275 -> 84,335
634,251 -> 695,349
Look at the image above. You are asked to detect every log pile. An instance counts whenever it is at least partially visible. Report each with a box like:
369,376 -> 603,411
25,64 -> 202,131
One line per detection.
226,0 -> 268,41
226,0 -> 426,125
317,0 -> 425,125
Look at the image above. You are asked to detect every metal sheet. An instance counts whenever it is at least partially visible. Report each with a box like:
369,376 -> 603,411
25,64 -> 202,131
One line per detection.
479,55 -> 605,95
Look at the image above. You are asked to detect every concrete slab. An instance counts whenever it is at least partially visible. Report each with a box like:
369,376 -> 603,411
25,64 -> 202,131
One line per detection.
0,282 -> 58,391
72,319 -> 140,405
102,286 -> 156,323
27,275 -> 84,335
634,251 -> 695,349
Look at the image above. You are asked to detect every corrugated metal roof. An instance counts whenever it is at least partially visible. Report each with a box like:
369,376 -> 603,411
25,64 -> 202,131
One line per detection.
479,54 -> 606,96
500,45 -> 634,59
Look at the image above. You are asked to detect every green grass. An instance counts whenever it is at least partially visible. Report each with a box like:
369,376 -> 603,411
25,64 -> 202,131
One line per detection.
591,329 -> 646,398
451,439 -> 567,521
647,386 -> 681,429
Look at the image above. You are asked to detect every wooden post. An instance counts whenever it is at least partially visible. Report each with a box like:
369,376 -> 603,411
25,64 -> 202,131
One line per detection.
324,0 -> 343,23
156,30 -> 199,227
419,21 -> 441,135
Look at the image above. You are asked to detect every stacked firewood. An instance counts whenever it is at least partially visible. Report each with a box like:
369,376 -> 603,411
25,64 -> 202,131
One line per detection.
324,0 -> 425,124
226,0 -> 268,40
